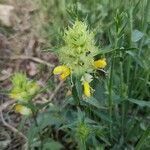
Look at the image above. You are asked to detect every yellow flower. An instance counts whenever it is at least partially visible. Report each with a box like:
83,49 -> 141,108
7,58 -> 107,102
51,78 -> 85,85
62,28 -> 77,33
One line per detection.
94,58 -> 107,69
53,65 -> 71,80
83,81 -> 91,97
14,104 -> 32,116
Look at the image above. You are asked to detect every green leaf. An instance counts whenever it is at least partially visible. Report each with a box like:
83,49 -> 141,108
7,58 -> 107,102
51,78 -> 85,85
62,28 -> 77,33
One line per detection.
128,98 -> 150,107
126,51 -> 144,68
71,76 -> 82,104
27,125 -> 39,144
43,139 -> 63,150
37,111 -> 65,130
92,109 -> 112,123
82,97 -> 106,110
75,79 -> 83,99
131,30 -> 144,42
97,47 -> 137,55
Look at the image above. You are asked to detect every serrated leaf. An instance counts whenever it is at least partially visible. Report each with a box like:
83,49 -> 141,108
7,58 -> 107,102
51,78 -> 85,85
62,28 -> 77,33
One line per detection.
37,111 -> 65,130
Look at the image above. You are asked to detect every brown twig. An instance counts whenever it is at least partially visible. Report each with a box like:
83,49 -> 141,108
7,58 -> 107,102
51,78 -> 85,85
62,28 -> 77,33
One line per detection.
0,110 -> 28,150
49,80 -> 64,101
0,100 -> 15,112
0,74 -> 12,81
35,80 -> 64,105
0,55 -> 54,67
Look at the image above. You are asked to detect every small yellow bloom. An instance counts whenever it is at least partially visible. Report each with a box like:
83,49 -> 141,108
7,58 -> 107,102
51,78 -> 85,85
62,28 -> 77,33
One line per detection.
83,81 -> 91,97
14,104 -> 32,116
94,58 -> 107,69
53,65 -> 71,80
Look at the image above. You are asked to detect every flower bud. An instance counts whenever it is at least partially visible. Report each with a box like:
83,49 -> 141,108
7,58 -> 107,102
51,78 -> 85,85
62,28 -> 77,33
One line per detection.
14,104 -> 32,116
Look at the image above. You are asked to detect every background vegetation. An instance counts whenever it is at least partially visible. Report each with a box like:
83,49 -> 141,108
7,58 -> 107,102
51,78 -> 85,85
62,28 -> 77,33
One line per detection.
0,0 -> 150,149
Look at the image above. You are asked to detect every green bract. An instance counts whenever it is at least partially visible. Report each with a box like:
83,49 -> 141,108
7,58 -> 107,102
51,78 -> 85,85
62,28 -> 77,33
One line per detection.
10,73 -> 39,102
59,21 -> 99,76
76,123 -> 90,141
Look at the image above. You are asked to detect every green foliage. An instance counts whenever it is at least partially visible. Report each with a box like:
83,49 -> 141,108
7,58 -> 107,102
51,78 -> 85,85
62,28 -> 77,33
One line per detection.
8,0 -> 150,149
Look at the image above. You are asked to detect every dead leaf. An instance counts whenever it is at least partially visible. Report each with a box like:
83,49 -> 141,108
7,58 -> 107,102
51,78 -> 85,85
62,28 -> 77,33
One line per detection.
26,61 -> 38,76
0,4 -> 15,27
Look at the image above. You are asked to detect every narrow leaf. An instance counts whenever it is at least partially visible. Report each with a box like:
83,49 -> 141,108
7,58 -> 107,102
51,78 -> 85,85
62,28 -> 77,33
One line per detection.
128,98 -> 150,107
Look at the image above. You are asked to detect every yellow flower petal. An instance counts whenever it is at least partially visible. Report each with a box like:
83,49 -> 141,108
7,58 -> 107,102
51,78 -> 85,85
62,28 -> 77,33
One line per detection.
94,58 -> 107,69
60,69 -> 70,80
14,104 -> 32,116
53,65 -> 70,80
83,81 -> 91,97
53,66 -> 64,75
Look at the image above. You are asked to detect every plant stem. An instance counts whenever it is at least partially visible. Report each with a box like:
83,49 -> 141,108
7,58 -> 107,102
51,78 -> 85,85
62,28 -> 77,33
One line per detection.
119,53 -> 124,136
135,126 -> 150,150
108,50 -> 116,139
127,7 -> 133,97
32,112 -> 43,150
108,32 -> 118,140
79,140 -> 86,150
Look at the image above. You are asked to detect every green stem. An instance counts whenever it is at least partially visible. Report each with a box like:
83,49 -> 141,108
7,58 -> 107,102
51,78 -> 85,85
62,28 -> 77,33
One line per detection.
79,140 -> 86,150
127,7 -> 133,97
119,54 -> 124,136
108,31 -> 118,139
108,50 -> 115,139
135,126 -> 150,150
32,111 -> 43,150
